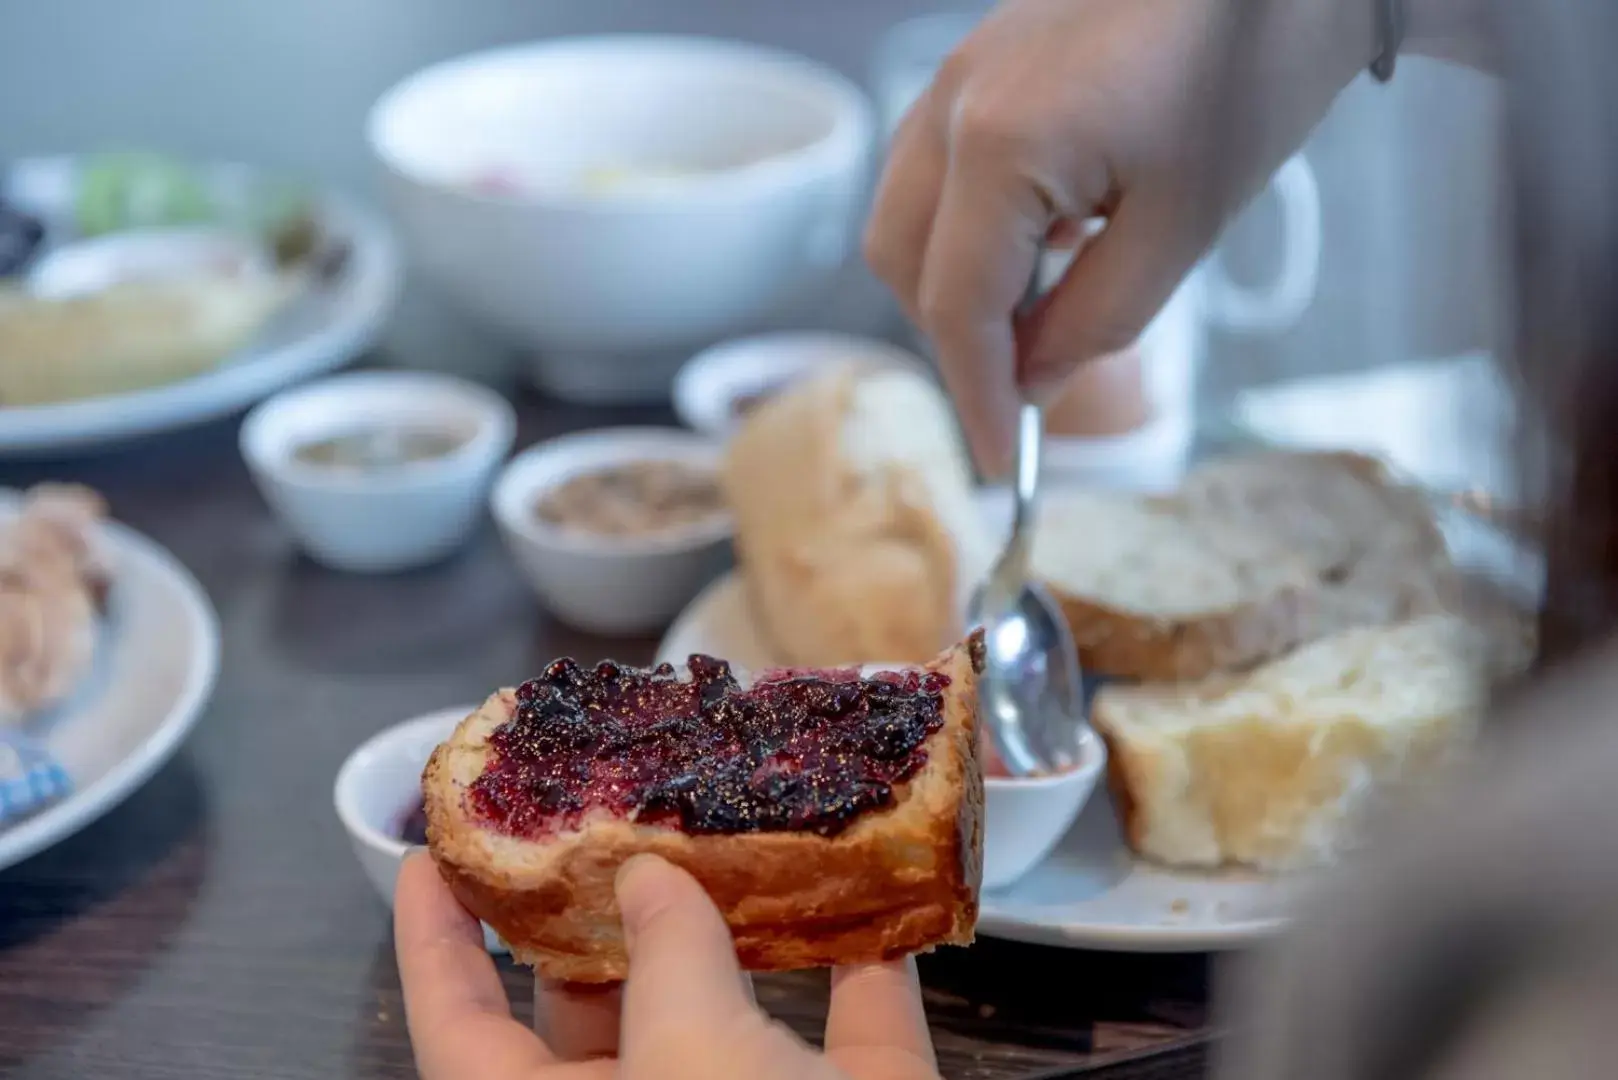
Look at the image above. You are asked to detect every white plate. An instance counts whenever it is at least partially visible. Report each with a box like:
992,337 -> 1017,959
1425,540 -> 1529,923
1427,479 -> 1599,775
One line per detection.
0,492 -> 220,872
655,488 -> 1541,952
655,570 -> 1290,951
0,156 -> 401,454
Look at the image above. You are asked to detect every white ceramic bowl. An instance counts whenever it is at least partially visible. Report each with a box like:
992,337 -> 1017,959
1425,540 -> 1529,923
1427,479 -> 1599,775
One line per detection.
368,35 -> 876,404
240,370 -> 516,572
672,331 -> 933,439
849,662 -> 1106,890
491,426 -> 733,634
332,705 -> 506,953
983,725 -> 1108,890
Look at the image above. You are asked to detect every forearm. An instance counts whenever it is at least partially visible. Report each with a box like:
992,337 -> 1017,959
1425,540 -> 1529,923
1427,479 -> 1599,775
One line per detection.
1224,0 -> 1495,174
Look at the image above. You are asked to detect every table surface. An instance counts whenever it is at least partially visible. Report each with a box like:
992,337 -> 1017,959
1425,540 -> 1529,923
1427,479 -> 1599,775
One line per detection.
0,381 -> 1214,1080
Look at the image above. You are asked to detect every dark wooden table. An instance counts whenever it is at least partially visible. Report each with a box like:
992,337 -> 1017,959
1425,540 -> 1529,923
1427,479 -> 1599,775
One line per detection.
0,381 -> 1214,1079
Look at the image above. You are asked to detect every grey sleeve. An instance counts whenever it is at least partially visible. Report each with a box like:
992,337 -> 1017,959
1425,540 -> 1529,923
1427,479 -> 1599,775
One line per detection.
1214,646 -> 1618,1080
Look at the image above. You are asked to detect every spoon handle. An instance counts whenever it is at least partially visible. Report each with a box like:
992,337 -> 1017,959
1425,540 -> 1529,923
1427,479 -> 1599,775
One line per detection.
1004,400 -> 1043,583
1005,238 -> 1048,575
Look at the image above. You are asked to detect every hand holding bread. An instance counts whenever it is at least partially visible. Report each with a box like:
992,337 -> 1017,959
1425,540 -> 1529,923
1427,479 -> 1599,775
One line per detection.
422,632 -> 986,981
394,851 -> 942,1079
410,358 -> 1533,1030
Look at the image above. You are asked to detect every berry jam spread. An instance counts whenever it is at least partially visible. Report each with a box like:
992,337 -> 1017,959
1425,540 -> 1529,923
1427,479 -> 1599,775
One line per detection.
467,656 -> 951,839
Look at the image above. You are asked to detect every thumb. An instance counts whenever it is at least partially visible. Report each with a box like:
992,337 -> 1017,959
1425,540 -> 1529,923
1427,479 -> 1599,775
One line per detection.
1021,191 -> 1214,393
615,855 -> 762,1069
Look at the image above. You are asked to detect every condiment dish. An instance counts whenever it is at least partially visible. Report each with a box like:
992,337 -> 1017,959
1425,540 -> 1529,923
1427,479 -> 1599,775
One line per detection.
851,660 -> 1107,890
490,426 -> 732,634
240,370 -> 516,572
672,331 -> 933,439
367,35 -> 875,403
333,705 -> 507,953
983,723 -> 1108,890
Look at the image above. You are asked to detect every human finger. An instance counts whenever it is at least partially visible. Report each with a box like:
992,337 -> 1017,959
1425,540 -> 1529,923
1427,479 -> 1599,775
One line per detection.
394,852 -> 558,1078
915,149 -> 1051,475
1021,188 -> 1210,390
864,98 -> 949,324
825,958 -> 936,1072
534,980 -> 621,1062
614,856 -> 763,1070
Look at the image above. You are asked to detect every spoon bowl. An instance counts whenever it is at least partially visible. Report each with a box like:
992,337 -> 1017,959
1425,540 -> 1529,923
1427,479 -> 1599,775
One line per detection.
972,572 -> 1085,776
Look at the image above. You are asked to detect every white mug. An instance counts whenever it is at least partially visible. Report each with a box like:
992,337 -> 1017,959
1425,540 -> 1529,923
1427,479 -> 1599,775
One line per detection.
1034,155 -> 1322,490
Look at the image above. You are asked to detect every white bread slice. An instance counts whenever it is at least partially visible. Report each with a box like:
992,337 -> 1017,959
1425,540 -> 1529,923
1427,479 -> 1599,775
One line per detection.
721,364 -> 993,666
1032,450 -> 1465,680
1031,488 -> 1320,681
1179,450 -> 1464,634
423,633 -> 985,982
1091,614 -> 1529,871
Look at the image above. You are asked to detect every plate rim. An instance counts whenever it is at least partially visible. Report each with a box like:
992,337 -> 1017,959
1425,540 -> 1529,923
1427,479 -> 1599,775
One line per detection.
974,907 -> 1286,953
0,505 -> 221,874
0,155 -> 402,453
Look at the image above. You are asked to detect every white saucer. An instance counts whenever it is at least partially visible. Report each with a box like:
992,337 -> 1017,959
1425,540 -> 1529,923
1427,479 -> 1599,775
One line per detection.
657,570 -> 1289,951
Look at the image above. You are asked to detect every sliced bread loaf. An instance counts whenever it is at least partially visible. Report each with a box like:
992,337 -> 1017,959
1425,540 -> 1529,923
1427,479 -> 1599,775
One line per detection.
1091,614 -> 1523,871
1032,449 -> 1466,680
1030,488 -> 1320,680
722,364 -> 993,667
1179,450 -> 1464,634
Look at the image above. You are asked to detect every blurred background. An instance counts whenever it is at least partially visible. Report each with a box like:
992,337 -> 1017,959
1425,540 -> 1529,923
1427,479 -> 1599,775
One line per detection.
0,0 -> 1503,396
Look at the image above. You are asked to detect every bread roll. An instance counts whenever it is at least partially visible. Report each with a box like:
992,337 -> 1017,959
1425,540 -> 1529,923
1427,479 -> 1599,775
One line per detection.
721,364 -> 991,666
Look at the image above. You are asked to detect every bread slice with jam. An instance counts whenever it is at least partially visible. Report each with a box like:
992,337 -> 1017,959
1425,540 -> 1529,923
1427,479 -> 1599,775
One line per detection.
423,631 -> 985,982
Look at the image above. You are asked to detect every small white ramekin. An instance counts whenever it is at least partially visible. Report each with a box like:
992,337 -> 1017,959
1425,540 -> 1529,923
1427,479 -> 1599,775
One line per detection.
332,705 -> 507,953
983,725 -> 1108,890
240,370 -> 516,573
490,426 -> 733,634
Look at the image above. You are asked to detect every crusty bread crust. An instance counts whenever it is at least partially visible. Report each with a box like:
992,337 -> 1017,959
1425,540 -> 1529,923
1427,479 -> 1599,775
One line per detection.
1052,583 -> 1316,682
721,366 -> 976,668
423,632 -> 986,982
1040,449 -> 1465,681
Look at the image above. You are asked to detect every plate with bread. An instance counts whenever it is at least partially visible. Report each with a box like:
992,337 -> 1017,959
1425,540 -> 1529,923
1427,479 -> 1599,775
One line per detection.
0,483 -> 219,873
405,360 -> 1536,975
654,361 -> 1539,952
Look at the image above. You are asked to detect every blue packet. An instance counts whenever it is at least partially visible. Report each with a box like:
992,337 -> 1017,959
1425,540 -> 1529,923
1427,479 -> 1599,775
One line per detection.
0,733 -> 71,826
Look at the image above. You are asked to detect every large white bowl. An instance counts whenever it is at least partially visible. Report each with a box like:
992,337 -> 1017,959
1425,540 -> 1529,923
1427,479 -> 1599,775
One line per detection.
368,35 -> 876,403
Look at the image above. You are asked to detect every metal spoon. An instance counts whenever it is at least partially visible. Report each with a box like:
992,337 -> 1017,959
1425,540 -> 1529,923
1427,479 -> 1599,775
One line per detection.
967,246 -> 1085,777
